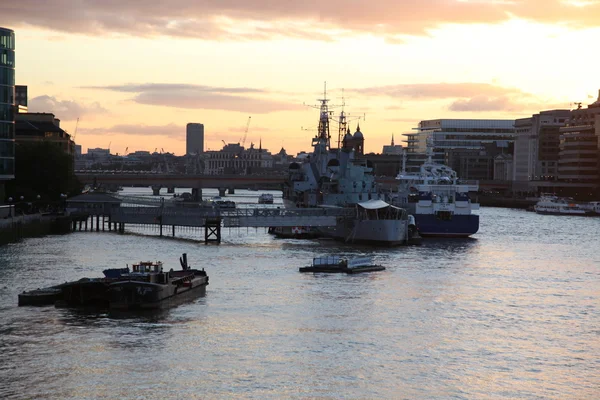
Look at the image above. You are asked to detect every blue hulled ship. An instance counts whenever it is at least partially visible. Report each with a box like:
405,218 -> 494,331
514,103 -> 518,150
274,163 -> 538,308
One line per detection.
390,140 -> 480,237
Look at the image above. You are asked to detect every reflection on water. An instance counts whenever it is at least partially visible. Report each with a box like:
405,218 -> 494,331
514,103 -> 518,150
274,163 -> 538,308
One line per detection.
1,200 -> 599,399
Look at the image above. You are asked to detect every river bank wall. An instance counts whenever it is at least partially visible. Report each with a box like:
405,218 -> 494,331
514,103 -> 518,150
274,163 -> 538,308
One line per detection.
478,195 -> 537,209
0,214 -> 71,245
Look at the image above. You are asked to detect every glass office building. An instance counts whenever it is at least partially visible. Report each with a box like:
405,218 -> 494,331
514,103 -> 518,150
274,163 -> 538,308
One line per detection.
0,27 -> 15,181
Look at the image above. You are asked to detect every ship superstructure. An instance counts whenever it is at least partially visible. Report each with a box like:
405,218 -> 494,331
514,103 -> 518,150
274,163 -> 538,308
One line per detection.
284,90 -> 381,208
282,86 -> 411,245
391,138 -> 480,237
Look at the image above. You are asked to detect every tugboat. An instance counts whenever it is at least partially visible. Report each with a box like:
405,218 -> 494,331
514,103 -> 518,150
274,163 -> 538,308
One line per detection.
299,256 -> 385,274
108,254 -> 208,310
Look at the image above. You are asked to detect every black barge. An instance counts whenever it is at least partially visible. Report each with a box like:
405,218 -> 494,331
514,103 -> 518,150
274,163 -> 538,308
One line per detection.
18,253 -> 209,310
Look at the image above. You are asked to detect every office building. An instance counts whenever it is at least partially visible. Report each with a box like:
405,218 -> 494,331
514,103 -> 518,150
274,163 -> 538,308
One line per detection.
512,110 -> 570,193
186,123 -> 204,155
0,27 -> 15,191
204,142 -> 273,175
554,93 -> 600,197
15,84 -> 27,112
403,119 -> 515,180
15,113 -> 76,155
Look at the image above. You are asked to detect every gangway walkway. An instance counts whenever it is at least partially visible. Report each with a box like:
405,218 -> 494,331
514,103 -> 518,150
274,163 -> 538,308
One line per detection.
110,206 -> 354,228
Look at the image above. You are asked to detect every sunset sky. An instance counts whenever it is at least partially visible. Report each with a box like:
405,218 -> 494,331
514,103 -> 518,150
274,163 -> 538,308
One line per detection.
4,0 -> 600,155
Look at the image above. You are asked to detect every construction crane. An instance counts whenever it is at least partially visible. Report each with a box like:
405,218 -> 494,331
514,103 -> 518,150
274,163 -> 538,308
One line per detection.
241,116 -> 251,148
73,118 -> 79,141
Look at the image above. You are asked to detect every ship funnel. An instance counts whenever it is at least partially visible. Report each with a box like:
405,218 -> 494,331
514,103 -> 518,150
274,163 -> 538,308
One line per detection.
180,253 -> 188,270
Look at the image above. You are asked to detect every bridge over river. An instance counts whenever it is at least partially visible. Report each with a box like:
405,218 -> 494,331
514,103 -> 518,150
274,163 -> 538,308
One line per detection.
75,171 -> 510,195
75,172 -> 286,196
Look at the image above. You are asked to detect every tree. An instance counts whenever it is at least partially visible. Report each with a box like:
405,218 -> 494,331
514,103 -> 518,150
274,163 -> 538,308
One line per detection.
5,142 -> 82,202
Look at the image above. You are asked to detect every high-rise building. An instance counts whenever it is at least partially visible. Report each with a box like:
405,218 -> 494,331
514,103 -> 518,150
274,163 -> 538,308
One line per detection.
186,123 -> 204,155
555,92 -> 600,197
15,84 -> 27,112
0,27 -> 16,198
512,110 -> 570,193
403,119 -> 515,180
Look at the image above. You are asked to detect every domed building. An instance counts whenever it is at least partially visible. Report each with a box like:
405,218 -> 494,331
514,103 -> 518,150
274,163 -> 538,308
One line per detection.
342,124 -> 365,155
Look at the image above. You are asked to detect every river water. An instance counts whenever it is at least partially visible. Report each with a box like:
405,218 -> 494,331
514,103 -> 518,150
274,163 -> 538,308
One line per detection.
0,189 -> 599,399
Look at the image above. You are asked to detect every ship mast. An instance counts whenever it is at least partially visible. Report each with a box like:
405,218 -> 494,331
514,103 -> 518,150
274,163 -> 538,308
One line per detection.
337,91 -> 347,150
316,82 -> 331,146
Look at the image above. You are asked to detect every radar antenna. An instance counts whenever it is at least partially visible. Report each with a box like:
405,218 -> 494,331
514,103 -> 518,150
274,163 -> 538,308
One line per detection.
426,135 -> 435,164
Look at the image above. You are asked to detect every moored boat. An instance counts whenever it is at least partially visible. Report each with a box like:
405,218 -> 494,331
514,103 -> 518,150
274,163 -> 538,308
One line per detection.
18,285 -> 65,306
108,254 -> 208,310
282,86 -> 417,246
533,194 -> 592,216
18,254 -> 209,310
258,193 -> 274,204
390,138 -> 480,237
318,200 -> 412,245
299,256 -> 385,274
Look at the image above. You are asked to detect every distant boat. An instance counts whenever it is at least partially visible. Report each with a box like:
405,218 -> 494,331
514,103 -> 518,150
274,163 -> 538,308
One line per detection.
258,193 -> 274,204
215,200 -> 236,209
534,194 -> 592,216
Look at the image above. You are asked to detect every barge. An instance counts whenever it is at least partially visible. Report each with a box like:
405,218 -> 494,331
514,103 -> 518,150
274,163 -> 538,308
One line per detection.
108,257 -> 208,310
299,256 -> 385,274
18,253 -> 209,310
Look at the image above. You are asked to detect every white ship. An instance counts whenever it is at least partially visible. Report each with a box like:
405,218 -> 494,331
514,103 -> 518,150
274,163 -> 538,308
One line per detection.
282,86 -> 413,245
390,138 -> 480,237
534,194 -> 592,216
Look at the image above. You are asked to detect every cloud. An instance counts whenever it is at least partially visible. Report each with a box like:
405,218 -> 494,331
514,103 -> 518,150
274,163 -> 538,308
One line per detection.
354,82 -> 569,113
355,83 -> 523,99
80,123 -> 184,138
449,95 -> 571,113
82,83 -> 265,94
84,83 -> 302,113
449,95 -> 517,112
385,118 -> 420,123
28,95 -> 107,120
3,1 -> 600,40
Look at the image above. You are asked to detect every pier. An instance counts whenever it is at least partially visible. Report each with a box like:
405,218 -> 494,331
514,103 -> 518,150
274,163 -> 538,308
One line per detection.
65,193 -> 354,243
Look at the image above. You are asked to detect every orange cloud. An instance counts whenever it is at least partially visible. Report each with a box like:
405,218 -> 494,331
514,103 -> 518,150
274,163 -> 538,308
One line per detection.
28,95 -> 107,121
3,1 -> 600,40
353,83 -> 524,99
80,123 -> 184,138
83,83 -> 302,113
